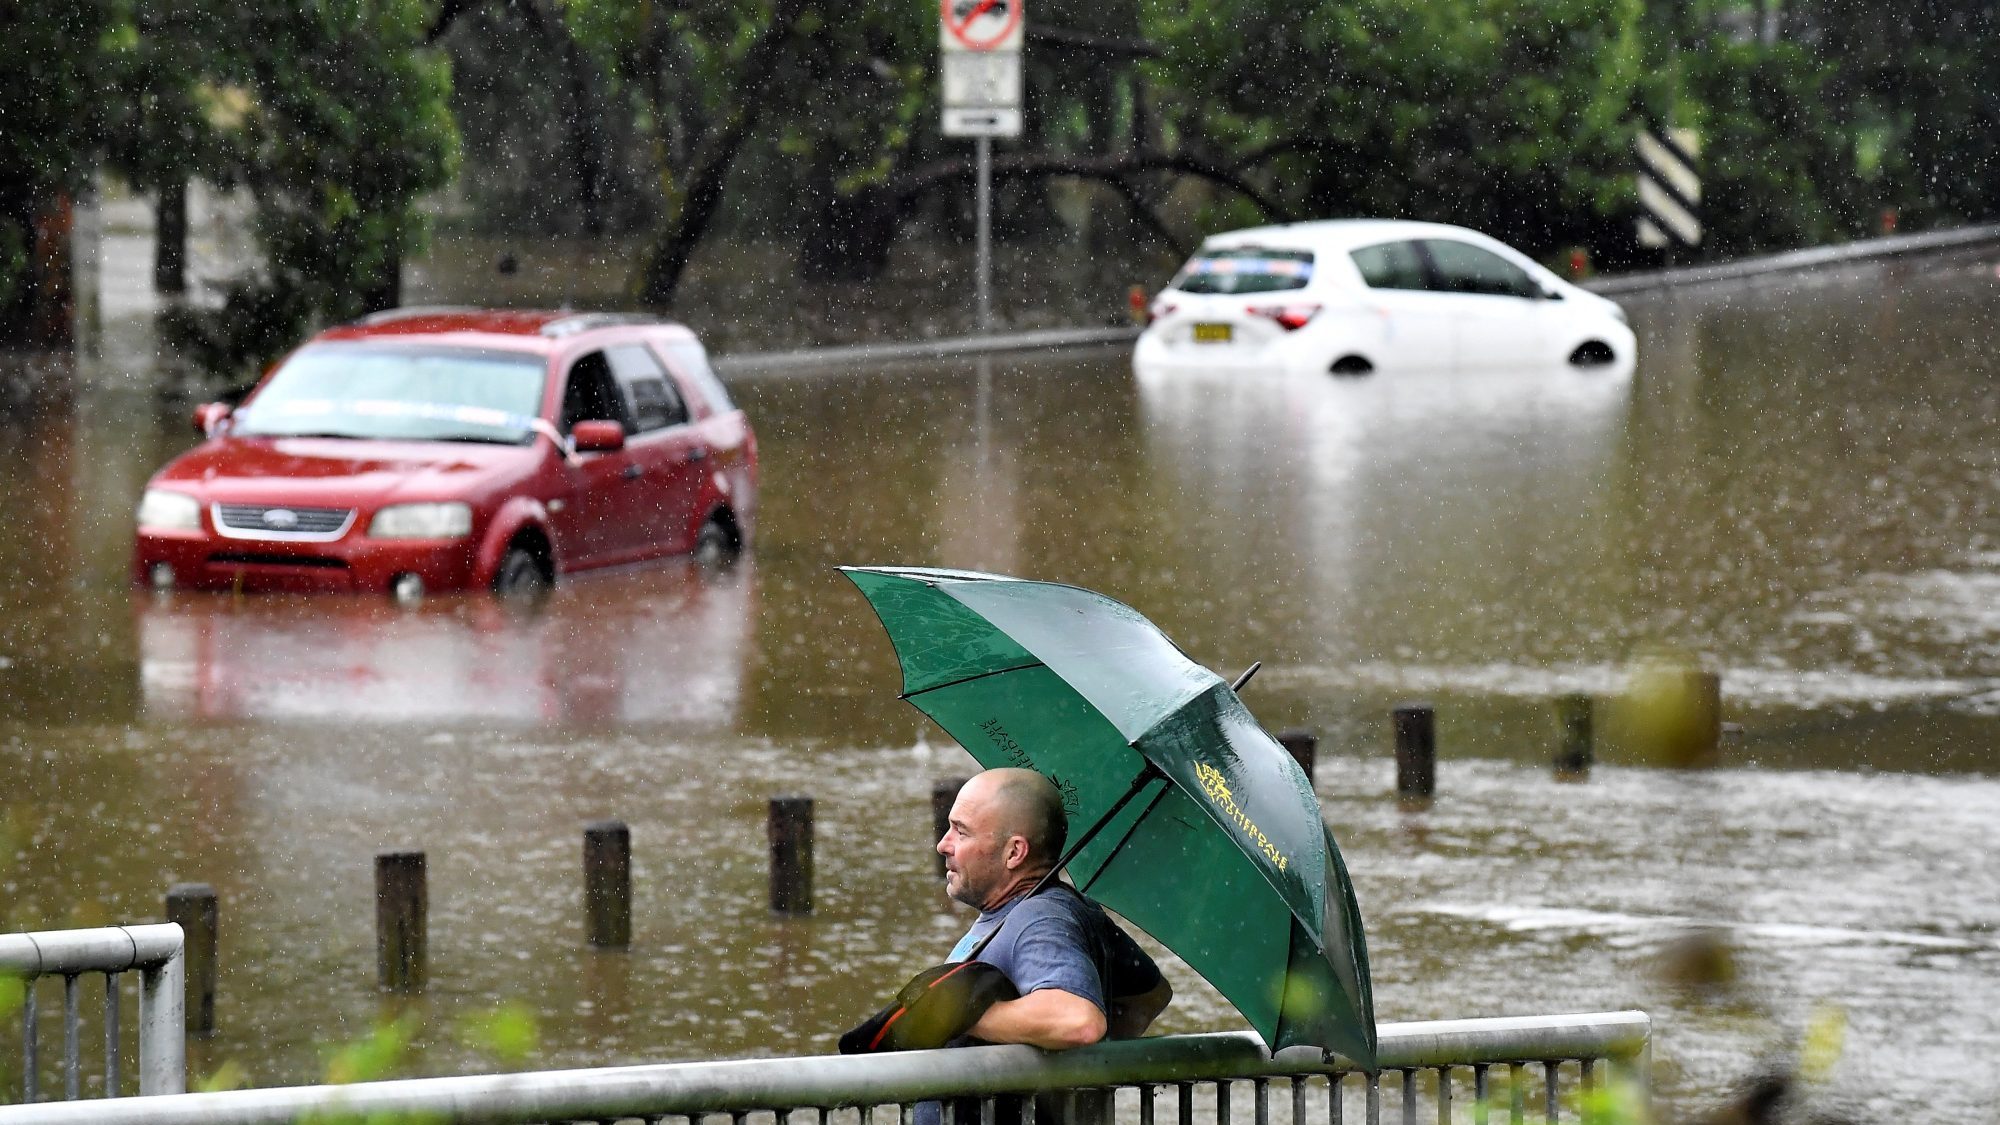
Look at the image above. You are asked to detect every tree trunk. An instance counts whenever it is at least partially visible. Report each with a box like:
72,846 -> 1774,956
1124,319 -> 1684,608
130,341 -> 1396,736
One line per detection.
155,179 -> 188,294
27,192 -> 75,349
360,232 -> 401,314
637,0 -> 810,309
559,26 -> 606,236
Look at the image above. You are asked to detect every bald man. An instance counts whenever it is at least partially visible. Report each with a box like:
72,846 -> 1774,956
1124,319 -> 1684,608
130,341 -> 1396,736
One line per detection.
935,768 -> 1172,1049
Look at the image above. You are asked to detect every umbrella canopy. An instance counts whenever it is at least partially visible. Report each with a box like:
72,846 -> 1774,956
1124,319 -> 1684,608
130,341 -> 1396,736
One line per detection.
843,566 -> 1376,1067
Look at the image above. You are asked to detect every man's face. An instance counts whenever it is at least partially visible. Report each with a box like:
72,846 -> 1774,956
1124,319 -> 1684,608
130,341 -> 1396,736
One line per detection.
937,780 -> 1016,910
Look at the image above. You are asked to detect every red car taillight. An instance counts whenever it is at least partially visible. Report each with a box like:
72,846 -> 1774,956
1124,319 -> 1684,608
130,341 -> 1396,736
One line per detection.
1247,303 -> 1321,331
1149,301 -> 1178,325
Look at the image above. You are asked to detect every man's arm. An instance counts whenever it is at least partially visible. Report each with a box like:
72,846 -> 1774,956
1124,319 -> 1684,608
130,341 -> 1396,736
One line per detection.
965,987 -> 1107,1050
1107,976 -> 1172,1039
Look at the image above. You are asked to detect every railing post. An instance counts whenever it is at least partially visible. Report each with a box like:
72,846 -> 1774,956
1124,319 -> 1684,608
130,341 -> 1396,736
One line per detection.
137,931 -> 186,1095
1553,694 -> 1592,779
1392,704 -> 1436,806
376,851 -> 428,992
164,883 -> 217,1035
584,821 -> 632,949
1277,731 -> 1317,783
769,797 -> 814,915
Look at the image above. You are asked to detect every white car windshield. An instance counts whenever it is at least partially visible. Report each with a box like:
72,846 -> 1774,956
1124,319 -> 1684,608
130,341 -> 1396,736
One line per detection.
234,344 -> 547,444
1170,247 -> 1314,294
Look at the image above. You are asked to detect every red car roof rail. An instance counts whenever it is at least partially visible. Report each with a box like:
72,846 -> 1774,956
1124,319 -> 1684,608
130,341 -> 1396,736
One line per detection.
354,305 -> 487,325
540,312 -> 678,337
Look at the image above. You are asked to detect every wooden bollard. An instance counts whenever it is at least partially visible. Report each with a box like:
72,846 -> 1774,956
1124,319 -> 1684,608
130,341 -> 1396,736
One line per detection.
932,778 -> 966,874
375,851 -> 427,992
583,821 -> 631,949
1554,693 -> 1593,778
768,797 -> 813,915
1277,730 -> 1318,782
164,883 -> 217,1035
1392,703 -> 1436,802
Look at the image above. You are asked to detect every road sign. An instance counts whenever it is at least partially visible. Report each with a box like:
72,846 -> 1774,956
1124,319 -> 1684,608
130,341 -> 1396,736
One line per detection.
940,0 -> 1021,138
940,0 -> 1024,52
943,107 -> 1023,137
1636,126 -> 1701,249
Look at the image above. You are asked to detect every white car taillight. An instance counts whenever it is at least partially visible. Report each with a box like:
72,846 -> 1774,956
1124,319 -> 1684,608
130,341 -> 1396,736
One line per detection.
1247,303 -> 1322,331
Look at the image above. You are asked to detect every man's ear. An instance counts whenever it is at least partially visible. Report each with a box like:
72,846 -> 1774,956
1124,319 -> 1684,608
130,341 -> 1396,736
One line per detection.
1003,834 -> 1030,870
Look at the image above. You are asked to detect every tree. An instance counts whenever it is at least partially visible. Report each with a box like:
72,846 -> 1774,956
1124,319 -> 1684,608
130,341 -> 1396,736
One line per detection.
164,0 -> 460,376
1144,0 -> 1655,263
0,2 -> 114,346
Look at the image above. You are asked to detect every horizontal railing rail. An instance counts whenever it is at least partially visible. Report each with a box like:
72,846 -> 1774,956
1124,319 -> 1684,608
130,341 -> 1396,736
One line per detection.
0,924 -> 186,1103
0,1011 -> 1647,1124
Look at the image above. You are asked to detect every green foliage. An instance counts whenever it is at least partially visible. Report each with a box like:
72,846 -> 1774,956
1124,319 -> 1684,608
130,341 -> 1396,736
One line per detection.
454,1001 -> 541,1066
0,1 -> 116,338
1678,37 -> 1858,255
1147,0 -> 1652,259
162,0 -> 459,375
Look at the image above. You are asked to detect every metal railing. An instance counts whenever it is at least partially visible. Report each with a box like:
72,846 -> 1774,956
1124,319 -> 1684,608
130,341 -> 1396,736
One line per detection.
0,924 -> 186,1102
0,1011 -> 1647,1124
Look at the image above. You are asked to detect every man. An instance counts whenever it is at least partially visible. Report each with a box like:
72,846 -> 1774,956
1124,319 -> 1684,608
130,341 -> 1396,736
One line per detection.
936,767 -> 1172,1048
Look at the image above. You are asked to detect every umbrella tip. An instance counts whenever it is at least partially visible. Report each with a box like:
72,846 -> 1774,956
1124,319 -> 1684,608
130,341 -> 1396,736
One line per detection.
1230,661 -> 1262,692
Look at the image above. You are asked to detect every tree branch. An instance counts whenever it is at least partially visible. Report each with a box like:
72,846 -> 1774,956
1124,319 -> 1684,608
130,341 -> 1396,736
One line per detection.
1024,25 -> 1162,59
883,150 -> 1294,224
638,0 -> 812,307
424,0 -> 484,44
1105,175 -> 1188,258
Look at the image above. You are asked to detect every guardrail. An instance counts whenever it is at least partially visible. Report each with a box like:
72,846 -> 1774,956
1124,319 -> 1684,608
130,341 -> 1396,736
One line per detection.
1,924 -> 186,1102
0,1011 -> 1648,1124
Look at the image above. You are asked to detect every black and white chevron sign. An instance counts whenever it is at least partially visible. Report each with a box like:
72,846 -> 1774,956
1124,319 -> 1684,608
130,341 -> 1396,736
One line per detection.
1635,126 -> 1701,249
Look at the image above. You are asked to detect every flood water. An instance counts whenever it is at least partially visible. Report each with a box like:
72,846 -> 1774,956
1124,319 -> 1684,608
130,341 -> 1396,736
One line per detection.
2,215 -> 1999,1121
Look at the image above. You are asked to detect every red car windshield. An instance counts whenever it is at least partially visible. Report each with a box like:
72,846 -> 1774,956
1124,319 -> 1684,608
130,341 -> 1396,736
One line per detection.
233,344 -> 547,444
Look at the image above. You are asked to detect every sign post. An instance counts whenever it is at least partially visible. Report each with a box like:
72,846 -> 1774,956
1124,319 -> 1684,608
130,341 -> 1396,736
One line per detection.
940,0 -> 1024,333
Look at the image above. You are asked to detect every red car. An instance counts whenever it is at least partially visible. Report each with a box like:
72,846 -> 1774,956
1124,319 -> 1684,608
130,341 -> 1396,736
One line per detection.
133,309 -> 758,597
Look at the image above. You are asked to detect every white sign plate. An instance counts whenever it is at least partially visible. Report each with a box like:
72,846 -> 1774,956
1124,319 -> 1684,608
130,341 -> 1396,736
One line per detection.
940,0 -> 1024,52
942,50 -> 1021,108
943,107 -> 1023,138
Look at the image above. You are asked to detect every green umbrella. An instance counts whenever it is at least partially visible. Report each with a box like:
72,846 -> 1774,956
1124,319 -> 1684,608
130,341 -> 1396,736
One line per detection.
842,566 -> 1376,1068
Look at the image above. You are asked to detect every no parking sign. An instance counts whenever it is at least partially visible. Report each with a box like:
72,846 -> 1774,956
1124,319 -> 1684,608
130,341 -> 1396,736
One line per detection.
940,0 -> 1022,137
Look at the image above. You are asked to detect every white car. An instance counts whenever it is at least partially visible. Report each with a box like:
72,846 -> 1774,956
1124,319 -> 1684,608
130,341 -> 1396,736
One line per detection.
1133,219 -> 1636,377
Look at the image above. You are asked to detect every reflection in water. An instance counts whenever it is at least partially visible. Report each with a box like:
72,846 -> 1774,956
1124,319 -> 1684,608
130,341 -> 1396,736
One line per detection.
1135,363 -> 1635,673
136,562 -> 754,725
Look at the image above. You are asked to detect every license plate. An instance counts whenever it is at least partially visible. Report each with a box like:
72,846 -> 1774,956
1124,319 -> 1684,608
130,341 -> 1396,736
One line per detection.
1191,322 -> 1233,344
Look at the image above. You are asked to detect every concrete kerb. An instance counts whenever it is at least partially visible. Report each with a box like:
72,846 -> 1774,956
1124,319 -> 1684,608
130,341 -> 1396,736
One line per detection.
712,326 -> 1140,377
1582,223 -> 2000,296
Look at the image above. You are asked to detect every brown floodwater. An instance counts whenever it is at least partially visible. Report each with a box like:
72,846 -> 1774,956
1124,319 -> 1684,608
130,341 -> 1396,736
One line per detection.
2,216 -> 1998,1120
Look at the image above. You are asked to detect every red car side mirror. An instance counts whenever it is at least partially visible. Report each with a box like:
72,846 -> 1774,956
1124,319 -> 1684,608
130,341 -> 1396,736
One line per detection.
193,402 -> 233,436
570,419 -> 626,453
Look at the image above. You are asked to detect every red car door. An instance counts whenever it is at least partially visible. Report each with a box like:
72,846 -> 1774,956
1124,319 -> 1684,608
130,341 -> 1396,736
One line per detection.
606,344 -> 707,556
551,351 -> 648,564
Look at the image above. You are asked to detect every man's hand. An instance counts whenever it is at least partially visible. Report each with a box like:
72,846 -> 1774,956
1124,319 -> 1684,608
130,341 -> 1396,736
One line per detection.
964,987 -> 1107,1050
1107,977 -> 1172,1039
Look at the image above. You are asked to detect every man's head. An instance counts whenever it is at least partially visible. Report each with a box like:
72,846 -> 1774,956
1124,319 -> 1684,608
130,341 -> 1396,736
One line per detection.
937,768 -> 1068,910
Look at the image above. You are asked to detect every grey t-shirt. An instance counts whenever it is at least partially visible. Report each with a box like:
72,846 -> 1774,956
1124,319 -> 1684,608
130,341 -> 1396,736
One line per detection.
947,885 -> 1158,1018
914,886 -> 1162,1125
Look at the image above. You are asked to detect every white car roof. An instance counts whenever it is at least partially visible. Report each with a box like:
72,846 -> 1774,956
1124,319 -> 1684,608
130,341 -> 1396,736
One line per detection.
1198,219 -> 1503,254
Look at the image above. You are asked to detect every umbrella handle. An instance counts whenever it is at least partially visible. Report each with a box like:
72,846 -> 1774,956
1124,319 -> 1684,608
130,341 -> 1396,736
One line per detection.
1231,662 -> 1262,691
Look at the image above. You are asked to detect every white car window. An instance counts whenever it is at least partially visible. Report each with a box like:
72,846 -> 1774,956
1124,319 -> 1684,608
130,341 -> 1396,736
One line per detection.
1422,239 -> 1542,299
1171,247 -> 1314,294
1349,241 -> 1428,291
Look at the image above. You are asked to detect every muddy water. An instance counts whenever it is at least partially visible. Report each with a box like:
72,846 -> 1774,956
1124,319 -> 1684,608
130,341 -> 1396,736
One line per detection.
2,221 -> 1999,1120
